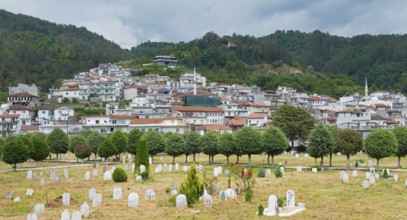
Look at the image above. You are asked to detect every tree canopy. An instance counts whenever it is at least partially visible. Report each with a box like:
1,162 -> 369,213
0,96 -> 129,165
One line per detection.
261,126 -> 289,166
47,128 -> 69,162
391,126 -> 407,168
307,124 -> 334,169
127,129 -> 143,155
234,127 -> 262,165
142,130 -> 165,161
200,131 -> 219,164
2,137 -> 29,171
336,129 -> 363,170
365,129 -> 398,169
165,133 -> 185,164
217,132 -> 235,165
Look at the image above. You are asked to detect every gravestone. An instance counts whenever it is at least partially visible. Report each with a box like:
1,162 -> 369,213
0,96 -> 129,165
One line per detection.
342,173 -> 349,183
103,166 -> 107,173
64,168 -> 69,179
198,164 -> 203,171
34,203 -> 45,216
352,170 -> 358,177
27,170 -> 33,179
375,174 -> 380,180
362,180 -> 370,189
13,197 -> 20,202
218,167 -> 223,174
140,165 -> 146,173
265,169 -> 271,176
394,175 -> 399,182
168,164 -> 173,172
183,166 -> 188,172
368,160 -> 373,167
365,172 -> 371,179
96,162 -> 99,167
211,184 -> 218,195
84,171 -> 90,180
128,193 -> 139,208
312,168 -> 318,173
61,209 -> 70,220
125,164 -> 130,171
5,192 -> 12,200
219,190 -> 227,201
340,171 -> 346,179
55,175 -> 60,182
296,166 -> 302,172
32,173 -> 36,180
80,202 -> 89,218
149,156 -> 152,165
213,167 -> 219,177
40,178 -> 44,187
265,195 -> 277,216
71,211 -> 82,220
158,164 -> 163,172
369,176 -> 375,185
92,193 -> 102,207
145,189 -> 155,200
225,188 -> 237,199
204,194 -> 212,208
27,213 -> 37,220
103,171 -> 112,181
89,188 -> 96,201
62,192 -> 70,206
50,168 -> 56,180
176,194 -> 188,208
113,187 -> 123,200
154,167 -> 160,174
26,188 -> 34,196
93,169 -> 98,177
175,163 -> 179,171
160,156 -> 164,162
370,167 -> 375,174
164,164 -> 168,172
132,164 -> 135,173
286,190 -> 295,208
136,175 -> 142,181
224,170 -> 230,176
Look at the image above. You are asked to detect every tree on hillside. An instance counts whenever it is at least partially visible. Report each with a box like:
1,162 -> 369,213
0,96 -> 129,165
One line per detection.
307,124 -> 334,169
392,126 -> 407,168
98,138 -> 117,164
143,130 -> 165,162
200,131 -> 219,164
127,129 -> 143,155
47,128 -> 69,162
30,133 -> 50,167
218,132 -> 235,165
326,125 -> 341,167
110,130 -> 128,160
135,138 -> 150,179
86,131 -> 105,160
262,126 -> 289,166
336,129 -> 363,170
183,131 -> 201,163
165,133 -> 185,164
234,127 -> 262,165
365,129 -> 398,170
2,137 -> 29,171
272,105 -> 315,149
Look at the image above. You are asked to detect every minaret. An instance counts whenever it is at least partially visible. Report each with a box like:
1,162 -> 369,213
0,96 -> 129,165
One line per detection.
365,77 -> 368,101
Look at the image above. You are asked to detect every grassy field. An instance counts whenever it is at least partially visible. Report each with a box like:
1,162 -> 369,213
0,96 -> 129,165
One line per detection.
1,153 -> 407,219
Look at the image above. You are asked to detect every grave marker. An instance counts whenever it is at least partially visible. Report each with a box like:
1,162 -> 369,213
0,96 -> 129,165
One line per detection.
80,202 -> 89,218
286,190 -> 295,208
265,195 -> 277,216
84,171 -> 90,180
113,188 -> 122,200
61,209 -> 70,220
128,193 -> 139,208
71,211 -> 82,220
26,188 -> 34,196
62,192 -> 70,206
145,189 -> 155,200
92,193 -> 102,207
34,203 -> 45,216
27,170 -> 33,179
88,188 -> 96,201
176,194 -> 188,208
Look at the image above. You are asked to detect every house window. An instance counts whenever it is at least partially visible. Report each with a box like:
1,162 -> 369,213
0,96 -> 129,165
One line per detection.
96,120 -> 100,124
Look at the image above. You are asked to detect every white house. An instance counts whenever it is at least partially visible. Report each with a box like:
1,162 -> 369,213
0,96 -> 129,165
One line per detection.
54,107 -> 74,121
172,106 -> 224,126
247,113 -> 267,127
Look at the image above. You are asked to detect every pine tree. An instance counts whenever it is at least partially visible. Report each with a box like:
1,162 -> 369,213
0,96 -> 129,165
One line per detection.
179,164 -> 204,206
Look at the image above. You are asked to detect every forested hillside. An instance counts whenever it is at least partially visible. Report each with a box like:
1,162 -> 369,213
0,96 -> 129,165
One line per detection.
0,9 -> 130,91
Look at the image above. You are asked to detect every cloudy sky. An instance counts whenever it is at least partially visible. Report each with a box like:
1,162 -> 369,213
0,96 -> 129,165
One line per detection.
1,0 -> 407,49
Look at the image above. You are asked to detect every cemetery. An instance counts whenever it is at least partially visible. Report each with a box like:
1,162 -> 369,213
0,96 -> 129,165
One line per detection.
0,153 -> 407,219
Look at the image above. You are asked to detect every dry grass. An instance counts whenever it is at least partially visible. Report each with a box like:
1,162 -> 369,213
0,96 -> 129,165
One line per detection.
1,153 -> 407,219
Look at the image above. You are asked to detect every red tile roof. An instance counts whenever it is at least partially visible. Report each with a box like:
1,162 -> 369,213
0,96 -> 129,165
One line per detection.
197,124 -> 232,131
21,125 -> 39,131
130,118 -> 164,125
8,105 -> 34,111
8,92 -> 37,97
309,96 -> 322,101
0,114 -> 20,118
248,113 -> 267,119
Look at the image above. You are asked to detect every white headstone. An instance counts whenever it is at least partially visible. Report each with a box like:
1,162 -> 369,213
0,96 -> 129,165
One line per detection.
265,195 -> 277,216
140,165 -> 146,173
136,175 -> 142,181
27,170 -> 33,179
158,164 -> 163,172
362,180 -> 370,189
365,172 -> 371,179
154,167 -> 159,174
218,167 -> 223,174
125,164 -> 130,171
296,166 -> 302,172
93,169 -> 98,177
219,190 -> 227,201
61,209 -> 70,220
198,164 -> 203,170
295,153 -> 299,158
128,193 -> 139,208
103,171 -> 112,181
113,188 -> 122,200
62,193 -> 70,206
71,211 -> 82,220
204,194 -> 212,208
13,197 -> 20,202
286,190 -> 295,208
80,202 -> 89,218
132,164 -> 135,173
50,168 -> 56,180
352,170 -> 358,177
375,174 -> 380,180
368,160 -> 373,167
312,168 -> 318,173
63,168 -> 69,179
149,156 -> 152,165
26,188 -> 34,196
340,171 -> 346,179
175,163 -> 179,171
224,169 -> 230,176
34,203 -> 45,216
225,188 -> 237,199
84,171 -> 90,181
164,164 -> 168,172
394,175 -> 399,182
145,189 -> 155,200
27,213 -> 37,220
265,169 -> 271,176
213,167 -> 219,177
342,173 -> 349,183
369,176 -> 376,185
89,188 -> 96,201
168,164 -> 173,172
92,193 -> 102,207
5,192 -> 12,200
183,166 -> 188,172
176,194 -> 188,208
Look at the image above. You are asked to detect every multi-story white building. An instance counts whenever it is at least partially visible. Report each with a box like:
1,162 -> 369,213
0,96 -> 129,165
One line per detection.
54,106 -> 74,121
172,106 -> 224,126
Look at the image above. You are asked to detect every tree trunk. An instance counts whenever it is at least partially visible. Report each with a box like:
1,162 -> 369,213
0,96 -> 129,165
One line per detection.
208,155 -> 211,164
376,158 -> 380,170
291,139 -> 294,148
267,154 -> 270,165
211,155 -> 215,164
151,155 -> 154,164
272,155 -> 275,167
226,155 -> 230,165
346,155 -> 350,170
36,161 -> 39,167
13,163 -> 16,171
248,154 -> 251,166
94,154 -> 97,161
398,156 -> 401,169
320,156 -> 324,170
185,155 -> 188,163
56,153 -> 59,162
329,153 -> 333,167
314,158 -> 317,166
77,157 -> 79,163
236,155 -> 240,163
173,156 -> 175,164
193,153 -> 196,163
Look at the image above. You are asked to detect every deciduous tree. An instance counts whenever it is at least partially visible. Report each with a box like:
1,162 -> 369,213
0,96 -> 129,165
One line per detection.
262,126 -> 289,166
234,127 -> 262,165
392,126 -> 407,168
307,124 -> 334,169
218,133 -> 235,165
336,129 -> 363,170
47,128 -> 69,162
365,129 -> 398,170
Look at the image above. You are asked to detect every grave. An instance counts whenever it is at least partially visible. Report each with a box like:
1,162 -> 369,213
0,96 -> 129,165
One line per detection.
93,169 -> 98,177
225,188 -> 237,199
176,194 -> 188,208
213,167 -> 219,177
80,202 -> 90,218
365,172 -> 371,179
103,166 -> 107,173
92,194 -> 102,207
26,188 -> 34,196
136,175 -> 142,181
363,180 -> 370,189
175,163 -> 179,171
128,193 -> 139,208
370,167 -> 375,174
132,164 -> 135,173
219,190 -> 227,201
295,153 -> 299,158
342,173 -> 349,183
64,168 -> 69,179
27,170 -> 33,179
164,164 -> 168,172
84,171 -> 90,180
312,168 -> 318,173
13,197 -> 20,202
168,164 -> 173,172
34,203 -> 45,216
296,167 -> 302,172
89,188 -> 96,201
286,190 -> 295,208
50,168 -> 56,180
405,179 -> 407,187
5,192 -> 12,200
39,171 -> 43,176
40,178 -> 44,187
72,211 -> 82,220
140,165 -> 146,173
157,164 -> 163,172
224,170 -> 230,176
204,194 -> 212,208
369,176 -> 376,185
62,192 -> 70,206
277,190 -> 306,217
125,164 -> 130,171
198,164 -> 203,170
264,195 -> 277,216
145,189 -> 155,200
352,170 -> 358,177
154,167 -> 160,174
61,209 -> 70,220
27,213 -> 37,220
113,187 -> 123,200
368,160 -> 373,167
375,174 -> 380,180
183,166 -> 188,172
394,175 -> 399,182
103,171 -> 112,181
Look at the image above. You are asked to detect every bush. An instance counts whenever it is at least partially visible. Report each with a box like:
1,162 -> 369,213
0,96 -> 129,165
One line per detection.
112,168 -> 128,182
277,196 -> 284,207
74,144 -> 92,159
258,204 -> 264,216
257,167 -> 266,178
245,187 -> 253,202
134,138 -> 149,179
141,171 -> 149,180
296,145 -> 307,153
2,138 -> 29,171
179,164 -> 204,206
355,160 -> 359,167
382,169 -> 389,178
274,166 -> 283,178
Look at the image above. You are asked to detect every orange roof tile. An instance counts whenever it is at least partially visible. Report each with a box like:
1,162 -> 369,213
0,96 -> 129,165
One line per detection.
21,125 -> 39,131
197,124 -> 232,131
0,114 -> 20,118
130,118 -> 164,125
248,113 -> 267,119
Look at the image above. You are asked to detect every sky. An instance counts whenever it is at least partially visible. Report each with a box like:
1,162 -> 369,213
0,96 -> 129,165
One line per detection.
1,0 -> 407,49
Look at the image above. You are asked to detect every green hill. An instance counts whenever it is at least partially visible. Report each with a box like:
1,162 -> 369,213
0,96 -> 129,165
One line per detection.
0,9 -> 131,91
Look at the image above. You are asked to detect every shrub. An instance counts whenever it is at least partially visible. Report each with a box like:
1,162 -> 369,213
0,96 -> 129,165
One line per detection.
274,166 -> 283,178
227,174 -> 231,188
382,169 -> 389,178
141,171 -> 149,180
74,144 -> 92,159
355,160 -> 359,167
277,196 -> 284,207
258,204 -> 264,216
179,164 -> 204,206
112,168 -> 128,182
257,167 -> 266,178
296,145 -> 307,153
245,187 -> 253,202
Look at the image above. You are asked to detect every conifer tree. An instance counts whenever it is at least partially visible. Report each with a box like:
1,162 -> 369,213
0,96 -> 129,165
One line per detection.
179,164 -> 204,206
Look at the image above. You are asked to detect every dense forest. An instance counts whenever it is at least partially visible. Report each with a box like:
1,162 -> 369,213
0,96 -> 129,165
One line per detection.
0,9 -> 130,91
